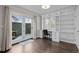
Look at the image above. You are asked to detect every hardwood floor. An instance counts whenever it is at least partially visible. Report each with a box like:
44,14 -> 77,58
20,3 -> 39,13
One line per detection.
8,39 -> 79,53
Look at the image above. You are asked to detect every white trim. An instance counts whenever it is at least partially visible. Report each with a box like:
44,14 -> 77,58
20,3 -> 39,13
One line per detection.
60,39 -> 75,44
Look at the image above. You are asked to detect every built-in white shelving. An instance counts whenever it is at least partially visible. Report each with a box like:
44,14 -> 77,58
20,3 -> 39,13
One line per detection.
41,6 -> 76,43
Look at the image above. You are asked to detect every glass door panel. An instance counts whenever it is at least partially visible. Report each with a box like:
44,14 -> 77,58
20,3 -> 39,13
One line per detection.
12,15 -> 22,40
25,17 -> 31,34
25,17 -> 32,39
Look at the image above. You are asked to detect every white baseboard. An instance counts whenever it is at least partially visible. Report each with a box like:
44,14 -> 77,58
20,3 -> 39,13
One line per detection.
60,39 -> 75,44
52,39 -> 60,42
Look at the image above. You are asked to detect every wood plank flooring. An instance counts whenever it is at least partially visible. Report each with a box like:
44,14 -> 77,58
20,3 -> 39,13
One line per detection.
8,39 -> 79,53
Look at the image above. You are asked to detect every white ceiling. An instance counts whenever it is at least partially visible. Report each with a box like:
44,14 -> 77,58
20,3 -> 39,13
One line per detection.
19,5 -> 71,14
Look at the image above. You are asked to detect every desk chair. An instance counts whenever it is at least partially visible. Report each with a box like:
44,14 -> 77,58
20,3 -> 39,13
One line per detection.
43,29 -> 50,39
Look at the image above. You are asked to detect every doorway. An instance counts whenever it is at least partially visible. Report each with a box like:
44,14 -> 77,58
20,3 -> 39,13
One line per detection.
12,15 -> 32,44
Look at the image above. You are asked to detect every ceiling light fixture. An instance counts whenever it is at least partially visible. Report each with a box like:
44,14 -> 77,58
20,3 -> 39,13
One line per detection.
41,5 -> 50,9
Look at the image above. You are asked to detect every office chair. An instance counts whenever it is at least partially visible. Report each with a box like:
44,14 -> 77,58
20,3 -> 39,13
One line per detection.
43,29 -> 50,39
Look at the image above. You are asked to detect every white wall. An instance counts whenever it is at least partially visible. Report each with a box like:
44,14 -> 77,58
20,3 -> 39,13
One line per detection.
0,6 -> 12,51
36,16 -> 42,38
0,6 -> 11,51
60,6 -> 76,44
75,6 -> 79,49
31,15 -> 43,39
32,16 -> 37,39
0,6 -> 5,51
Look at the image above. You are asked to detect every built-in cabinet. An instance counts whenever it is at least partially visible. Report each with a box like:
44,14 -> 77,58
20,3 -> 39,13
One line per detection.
41,6 -> 76,43
42,13 -> 60,42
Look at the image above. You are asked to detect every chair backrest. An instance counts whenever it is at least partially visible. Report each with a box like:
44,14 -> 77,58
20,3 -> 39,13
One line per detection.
43,29 -> 48,35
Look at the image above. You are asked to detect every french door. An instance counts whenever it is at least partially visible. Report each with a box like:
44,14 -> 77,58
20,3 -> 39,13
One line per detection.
12,15 -> 31,44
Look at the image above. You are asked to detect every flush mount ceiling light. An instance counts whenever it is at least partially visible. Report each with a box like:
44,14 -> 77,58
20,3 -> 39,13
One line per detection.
41,5 -> 50,9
